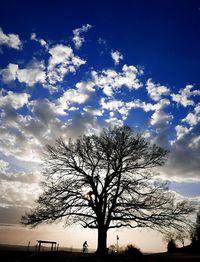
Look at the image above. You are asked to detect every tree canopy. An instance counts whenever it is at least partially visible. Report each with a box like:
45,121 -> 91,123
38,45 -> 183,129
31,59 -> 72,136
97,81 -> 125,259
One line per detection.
22,126 -> 194,254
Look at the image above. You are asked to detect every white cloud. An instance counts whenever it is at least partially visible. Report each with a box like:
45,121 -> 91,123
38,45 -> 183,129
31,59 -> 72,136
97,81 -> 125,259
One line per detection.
182,103 -> 200,127
56,81 -> 95,114
100,97 -> 155,121
189,135 -> 200,149
175,125 -> 192,140
148,99 -> 173,148
63,111 -> 101,139
72,24 -> 92,49
146,79 -> 170,101
100,98 -> 124,111
47,44 -> 86,84
0,28 -> 22,50
0,61 -> 46,87
150,110 -> 172,126
162,127 -> 200,180
92,64 -> 142,96
171,85 -> 200,107
17,60 -> 46,86
0,90 -> 30,110
182,113 -> 200,126
0,99 -> 70,163
0,160 -> 9,173
149,99 -> 172,127
111,50 -> 123,65
105,112 -> 124,127
30,33 -> 48,49
0,164 -> 40,184
0,63 -> 18,82
83,106 -> 104,116
0,177 -> 41,208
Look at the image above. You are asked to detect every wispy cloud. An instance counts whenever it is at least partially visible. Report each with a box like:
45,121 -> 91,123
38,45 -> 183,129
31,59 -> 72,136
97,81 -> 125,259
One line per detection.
30,32 -> 48,49
72,24 -> 92,49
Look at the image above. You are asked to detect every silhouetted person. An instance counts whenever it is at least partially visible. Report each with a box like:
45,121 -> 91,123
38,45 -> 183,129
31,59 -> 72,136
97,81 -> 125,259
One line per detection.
83,241 -> 88,253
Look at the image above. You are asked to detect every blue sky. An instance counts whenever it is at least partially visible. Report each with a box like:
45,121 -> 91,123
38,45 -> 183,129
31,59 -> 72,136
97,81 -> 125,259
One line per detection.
0,0 -> 200,251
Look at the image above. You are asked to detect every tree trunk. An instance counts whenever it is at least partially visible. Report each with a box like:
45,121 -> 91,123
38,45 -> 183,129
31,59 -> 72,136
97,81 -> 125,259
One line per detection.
96,225 -> 108,255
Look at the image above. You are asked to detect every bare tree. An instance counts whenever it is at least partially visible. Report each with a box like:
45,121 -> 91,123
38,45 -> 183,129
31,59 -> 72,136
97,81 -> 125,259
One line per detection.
163,230 -> 188,248
21,126 -> 194,254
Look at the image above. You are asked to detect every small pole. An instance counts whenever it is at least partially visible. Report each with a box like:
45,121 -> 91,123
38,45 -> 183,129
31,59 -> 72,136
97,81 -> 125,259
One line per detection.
38,242 -> 41,252
27,241 -> 30,251
116,235 -> 119,253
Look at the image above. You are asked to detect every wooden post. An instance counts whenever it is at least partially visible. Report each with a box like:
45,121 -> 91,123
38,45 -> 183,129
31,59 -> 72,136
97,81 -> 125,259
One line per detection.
38,242 -> 41,252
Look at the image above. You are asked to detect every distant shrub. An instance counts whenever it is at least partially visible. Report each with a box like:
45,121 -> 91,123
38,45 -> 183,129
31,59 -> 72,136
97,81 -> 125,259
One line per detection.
124,244 -> 142,256
167,239 -> 177,253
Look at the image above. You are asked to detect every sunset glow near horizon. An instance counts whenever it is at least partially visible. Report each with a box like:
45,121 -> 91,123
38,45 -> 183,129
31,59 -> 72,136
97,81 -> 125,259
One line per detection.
0,0 -> 200,253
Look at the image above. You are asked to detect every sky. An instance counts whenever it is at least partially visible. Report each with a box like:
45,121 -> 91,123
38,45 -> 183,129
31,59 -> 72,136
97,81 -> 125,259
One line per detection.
0,0 -> 200,253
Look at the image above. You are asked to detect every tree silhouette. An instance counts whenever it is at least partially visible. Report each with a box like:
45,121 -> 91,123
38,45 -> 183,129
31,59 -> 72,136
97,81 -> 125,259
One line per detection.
21,126 -> 194,254
191,208 -> 200,251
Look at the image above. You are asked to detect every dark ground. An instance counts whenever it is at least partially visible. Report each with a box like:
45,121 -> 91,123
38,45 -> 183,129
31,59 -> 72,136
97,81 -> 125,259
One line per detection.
0,250 -> 200,262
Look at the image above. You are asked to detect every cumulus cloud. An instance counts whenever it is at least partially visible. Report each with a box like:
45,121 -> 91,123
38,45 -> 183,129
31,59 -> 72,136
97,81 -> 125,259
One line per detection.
150,110 -> 172,127
92,64 -> 143,96
0,85 -> 95,162
72,24 -> 92,49
0,27 -> 22,50
105,111 -> 124,127
111,50 -> 123,65
146,79 -> 170,101
171,85 -> 200,107
161,126 -> 200,180
47,44 -> 86,84
148,99 -> 173,148
17,60 -> 46,86
0,63 -> 18,82
100,97 -> 155,121
0,25 -> 200,192
0,97 -> 70,162
1,45 -> 86,88
83,106 -> 104,117
149,99 -> 172,126
182,103 -> 200,127
64,110 -> 100,139
56,81 -> 95,114
0,83 -> 99,163
0,61 -> 46,87
175,125 -> 192,140
189,135 -> 200,149
0,90 -> 30,109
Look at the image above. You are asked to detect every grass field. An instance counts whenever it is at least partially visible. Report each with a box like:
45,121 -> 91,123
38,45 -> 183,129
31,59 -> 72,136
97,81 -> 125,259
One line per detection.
0,250 -> 200,262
